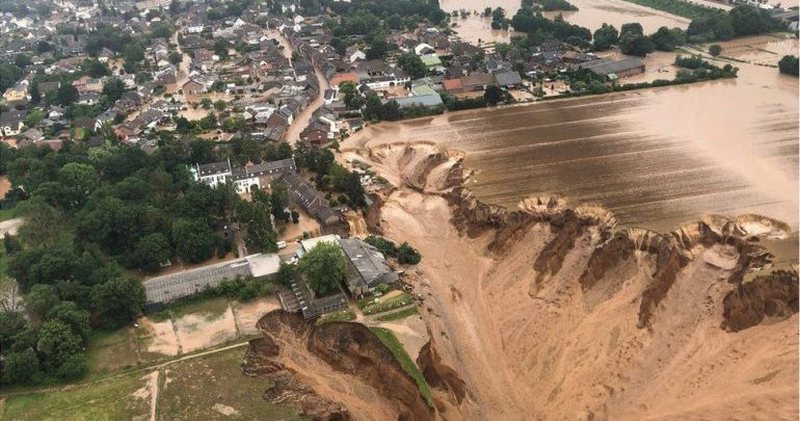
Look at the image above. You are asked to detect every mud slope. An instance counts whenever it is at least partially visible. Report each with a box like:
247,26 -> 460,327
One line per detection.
242,310 -> 433,421
367,144 -> 798,421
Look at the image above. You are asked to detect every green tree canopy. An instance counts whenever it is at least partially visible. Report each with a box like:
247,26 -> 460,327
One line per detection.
91,277 -> 145,329
298,241 -> 347,296
778,55 -> 799,76
593,23 -> 619,50
397,53 -> 427,79
134,233 -> 172,273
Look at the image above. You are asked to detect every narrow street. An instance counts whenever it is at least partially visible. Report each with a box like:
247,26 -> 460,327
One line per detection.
268,29 -> 330,144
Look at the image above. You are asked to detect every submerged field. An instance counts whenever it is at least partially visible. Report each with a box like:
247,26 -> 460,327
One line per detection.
346,55 -> 799,234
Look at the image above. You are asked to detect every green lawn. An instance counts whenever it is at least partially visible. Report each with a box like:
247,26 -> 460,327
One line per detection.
375,306 -> 418,322
317,309 -> 357,324
85,328 -> 140,377
3,347 -> 301,421
2,371 -> 152,421
0,207 -> 14,221
157,347 -> 302,420
151,296 -> 230,322
361,292 -> 414,316
369,327 -> 434,407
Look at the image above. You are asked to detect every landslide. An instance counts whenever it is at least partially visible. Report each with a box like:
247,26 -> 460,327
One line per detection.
367,144 -> 799,420
243,311 -> 433,421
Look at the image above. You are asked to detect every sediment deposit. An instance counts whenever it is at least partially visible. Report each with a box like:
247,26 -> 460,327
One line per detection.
363,143 -> 798,420
243,143 -> 797,420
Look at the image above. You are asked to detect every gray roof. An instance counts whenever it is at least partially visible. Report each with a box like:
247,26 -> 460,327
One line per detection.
197,160 -> 232,177
493,70 -> 522,87
143,254 -> 280,305
579,57 -> 644,76
393,94 -> 443,109
231,157 -> 296,181
337,238 -> 398,292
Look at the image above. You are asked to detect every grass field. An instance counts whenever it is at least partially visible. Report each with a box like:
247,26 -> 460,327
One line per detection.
375,306 -> 418,321
370,327 -> 434,407
2,371 -> 153,421
3,348 -> 301,420
157,347 -> 302,420
0,207 -> 14,222
618,0 -> 723,20
361,292 -> 414,316
317,309 -> 357,324
150,296 -> 230,322
85,328 -> 140,377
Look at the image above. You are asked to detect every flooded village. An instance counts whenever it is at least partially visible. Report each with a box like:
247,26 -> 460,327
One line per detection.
0,0 -> 798,419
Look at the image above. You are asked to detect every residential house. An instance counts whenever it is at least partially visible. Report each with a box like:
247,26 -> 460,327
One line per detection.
3,83 -> 29,103
461,72 -> 495,91
182,79 -> 206,95
493,70 -> 523,89
345,46 -> 366,63
0,110 -> 26,137
278,171 -> 348,232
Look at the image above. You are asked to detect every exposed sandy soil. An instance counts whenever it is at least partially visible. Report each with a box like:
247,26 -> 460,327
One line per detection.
233,297 -> 282,336
244,311 -> 432,420
140,318 -> 180,357
357,143 -> 798,420
174,306 -> 238,354
0,175 -> 11,199
277,207 -> 321,241
376,314 -> 430,361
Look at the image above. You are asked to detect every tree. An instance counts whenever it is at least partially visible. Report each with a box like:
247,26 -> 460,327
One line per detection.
25,284 -> 61,320
134,233 -> 172,273
83,59 -> 111,78
59,163 -> 100,208
298,241 -> 347,296
0,311 -> 27,350
484,85 -> 504,105
648,26 -> 684,52
213,99 -> 227,111
491,7 -> 506,30
55,84 -> 79,106
270,183 -> 290,223
397,53 -> 427,79
619,32 -> 655,57
169,51 -> 183,65
213,39 -> 229,58
239,199 -> 277,252
708,44 -> 722,57
102,77 -> 126,102
14,53 -> 32,68
275,261 -> 297,288
172,219 -> 216,263
592,23 -> 618,50
0,63 -> 22,92
46,301 -> 90,341
397,242 -> 422,264
37,319 -> 82,371
175,116 -> 193,134
91,277 -> 145,329
2,349 -> 40,385
620,22 -> 644,37
778,55 -> 799,76
366,34 -> 391,60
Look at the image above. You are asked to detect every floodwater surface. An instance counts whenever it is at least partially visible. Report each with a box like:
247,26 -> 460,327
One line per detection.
347,60 -> 799,234
441,0 -> 691,38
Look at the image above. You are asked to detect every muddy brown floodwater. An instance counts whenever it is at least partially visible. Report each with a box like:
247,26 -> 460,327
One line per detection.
345,60 -> 799,240
441,0 -> 691,40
